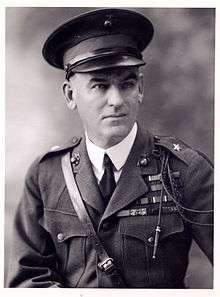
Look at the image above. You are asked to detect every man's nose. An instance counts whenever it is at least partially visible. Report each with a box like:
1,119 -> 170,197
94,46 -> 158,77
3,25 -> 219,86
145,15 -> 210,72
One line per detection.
106,86 -> 124,107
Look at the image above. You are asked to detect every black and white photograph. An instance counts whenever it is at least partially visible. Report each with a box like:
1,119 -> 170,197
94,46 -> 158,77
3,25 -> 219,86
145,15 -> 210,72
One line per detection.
4,3 -> 216,293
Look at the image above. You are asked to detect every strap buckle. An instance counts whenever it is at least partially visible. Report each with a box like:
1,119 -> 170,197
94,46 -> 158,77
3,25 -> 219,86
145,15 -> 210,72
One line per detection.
98,258 -> 114,273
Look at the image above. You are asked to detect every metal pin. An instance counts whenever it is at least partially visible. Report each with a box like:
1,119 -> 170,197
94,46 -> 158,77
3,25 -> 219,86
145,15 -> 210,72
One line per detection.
71,153 -> 80,166
173,143 -> 181,152
152,226 -> 161,259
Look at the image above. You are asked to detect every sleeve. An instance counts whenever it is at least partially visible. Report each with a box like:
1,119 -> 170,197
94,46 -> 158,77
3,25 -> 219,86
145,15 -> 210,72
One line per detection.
6,159 -> 64,287
183,152 -> 214,264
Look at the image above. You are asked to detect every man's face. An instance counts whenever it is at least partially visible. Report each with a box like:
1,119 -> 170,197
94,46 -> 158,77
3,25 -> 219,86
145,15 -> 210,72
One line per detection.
63,67 -> 144,148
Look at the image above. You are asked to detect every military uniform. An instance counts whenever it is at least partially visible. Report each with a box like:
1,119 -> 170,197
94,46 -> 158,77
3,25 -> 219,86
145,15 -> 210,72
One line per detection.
6,128 -> 213,288
6,8 -> 213,288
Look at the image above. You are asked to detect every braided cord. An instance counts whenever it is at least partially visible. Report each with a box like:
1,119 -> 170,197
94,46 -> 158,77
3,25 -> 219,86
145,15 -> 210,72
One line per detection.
160,152 -> 213,226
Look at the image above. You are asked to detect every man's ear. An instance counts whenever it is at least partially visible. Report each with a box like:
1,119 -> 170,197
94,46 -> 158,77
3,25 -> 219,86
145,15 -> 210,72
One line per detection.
137,72 -> 144,103
62,80 -> 77,110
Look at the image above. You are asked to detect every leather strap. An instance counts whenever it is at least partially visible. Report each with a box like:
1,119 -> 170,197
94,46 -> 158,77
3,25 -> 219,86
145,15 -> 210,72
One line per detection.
61,151 -> 126,287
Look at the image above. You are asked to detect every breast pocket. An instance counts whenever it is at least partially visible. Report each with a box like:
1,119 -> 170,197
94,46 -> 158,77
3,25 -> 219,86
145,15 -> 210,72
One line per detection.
119,212 -> 189,288
40,208 -> 87,287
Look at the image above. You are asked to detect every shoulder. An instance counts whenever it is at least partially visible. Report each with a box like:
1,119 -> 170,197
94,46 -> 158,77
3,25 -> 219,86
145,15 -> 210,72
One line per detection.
151,133 -> 213,204
25,136 -> 82,179
153,134 -> 213,168
38,136 -> 82,163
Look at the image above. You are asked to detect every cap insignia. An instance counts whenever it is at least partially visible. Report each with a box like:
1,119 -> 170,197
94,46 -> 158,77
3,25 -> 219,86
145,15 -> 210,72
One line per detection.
104,19 -> 112,28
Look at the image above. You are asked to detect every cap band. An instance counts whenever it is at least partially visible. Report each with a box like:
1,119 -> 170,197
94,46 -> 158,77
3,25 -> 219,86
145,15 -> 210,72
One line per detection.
65,46 -> 143,73
63,34 -> 138,66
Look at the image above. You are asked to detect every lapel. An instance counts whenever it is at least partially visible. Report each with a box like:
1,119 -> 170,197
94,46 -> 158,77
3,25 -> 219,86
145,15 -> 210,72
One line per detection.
100,127 -> 158,224
72,137 -> 105,214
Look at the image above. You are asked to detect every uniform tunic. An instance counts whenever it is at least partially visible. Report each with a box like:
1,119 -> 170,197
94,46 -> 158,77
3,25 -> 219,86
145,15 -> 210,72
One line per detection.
6,128 -> 213,288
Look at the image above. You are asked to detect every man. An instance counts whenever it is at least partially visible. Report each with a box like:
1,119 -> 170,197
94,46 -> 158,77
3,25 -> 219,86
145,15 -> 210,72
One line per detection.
6,8 -> 213,288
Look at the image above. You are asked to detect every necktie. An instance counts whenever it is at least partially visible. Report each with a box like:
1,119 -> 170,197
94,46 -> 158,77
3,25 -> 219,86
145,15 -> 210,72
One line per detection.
99,154 -> 116,205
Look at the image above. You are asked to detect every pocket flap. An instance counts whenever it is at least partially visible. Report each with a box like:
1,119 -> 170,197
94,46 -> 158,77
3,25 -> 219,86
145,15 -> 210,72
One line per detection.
120,213 -> 184,244
40,208 -> 87,241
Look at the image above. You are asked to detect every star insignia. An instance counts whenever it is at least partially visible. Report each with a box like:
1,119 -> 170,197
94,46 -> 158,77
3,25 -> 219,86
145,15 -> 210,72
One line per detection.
173,143 -> 182,152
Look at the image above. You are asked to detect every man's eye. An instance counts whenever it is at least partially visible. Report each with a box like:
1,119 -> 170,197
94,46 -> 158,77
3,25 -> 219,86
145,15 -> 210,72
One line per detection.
120,81 -> 136,90
92,84 -> 108,91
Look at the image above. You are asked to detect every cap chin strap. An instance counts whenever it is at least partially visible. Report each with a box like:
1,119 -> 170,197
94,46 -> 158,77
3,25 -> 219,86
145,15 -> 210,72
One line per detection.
65,48 -> 144,79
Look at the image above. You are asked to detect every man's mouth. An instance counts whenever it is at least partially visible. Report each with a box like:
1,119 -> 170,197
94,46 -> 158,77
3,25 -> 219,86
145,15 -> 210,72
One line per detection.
103,113 -> 127,119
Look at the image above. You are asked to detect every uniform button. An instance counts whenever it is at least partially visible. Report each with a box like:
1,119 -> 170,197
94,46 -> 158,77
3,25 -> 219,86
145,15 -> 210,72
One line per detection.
148,236 -> 154,243
57,233 -> 64,241
154,136 -> 160,142
140,158 -> 148,166
72,136 -> 78,144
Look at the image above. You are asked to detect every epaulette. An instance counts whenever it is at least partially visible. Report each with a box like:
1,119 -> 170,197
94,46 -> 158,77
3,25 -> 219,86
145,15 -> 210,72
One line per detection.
153,135 -> 196,166
39,136 -> 82,163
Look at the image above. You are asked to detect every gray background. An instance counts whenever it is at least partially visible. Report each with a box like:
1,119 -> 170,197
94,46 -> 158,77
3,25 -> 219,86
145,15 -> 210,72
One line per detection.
5,7 -> 214,288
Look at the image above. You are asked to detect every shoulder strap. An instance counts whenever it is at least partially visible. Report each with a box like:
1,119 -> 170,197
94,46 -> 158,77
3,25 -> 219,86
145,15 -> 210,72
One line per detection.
39,136 -> 81,163
61,152 -> 126,287
154,135 -> 194,165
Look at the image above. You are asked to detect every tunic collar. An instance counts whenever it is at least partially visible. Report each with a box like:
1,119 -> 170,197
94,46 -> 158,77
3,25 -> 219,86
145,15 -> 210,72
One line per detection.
86,123 -> 137,178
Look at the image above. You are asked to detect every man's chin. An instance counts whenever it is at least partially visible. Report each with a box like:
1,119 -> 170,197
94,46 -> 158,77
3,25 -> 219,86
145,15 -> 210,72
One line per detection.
103,125 -> 131,144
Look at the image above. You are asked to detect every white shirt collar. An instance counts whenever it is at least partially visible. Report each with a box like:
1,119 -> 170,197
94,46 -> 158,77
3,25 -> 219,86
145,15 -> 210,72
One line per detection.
86,123 -> 138,173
